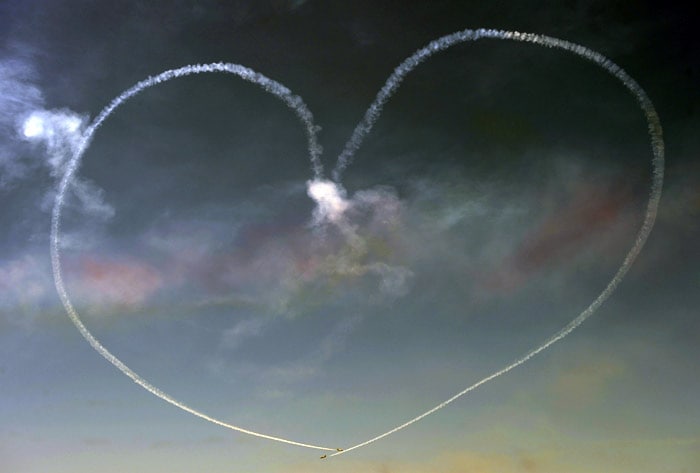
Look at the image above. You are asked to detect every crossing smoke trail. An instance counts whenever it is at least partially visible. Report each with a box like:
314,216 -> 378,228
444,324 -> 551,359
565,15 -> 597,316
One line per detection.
49,63 -> 336,452
329,29 -> 664,457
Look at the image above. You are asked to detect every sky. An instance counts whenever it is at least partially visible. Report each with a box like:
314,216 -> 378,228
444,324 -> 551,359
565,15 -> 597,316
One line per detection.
1,1 -> 699,472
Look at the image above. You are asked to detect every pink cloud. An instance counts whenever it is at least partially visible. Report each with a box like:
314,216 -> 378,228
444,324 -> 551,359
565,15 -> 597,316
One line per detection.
482,179 -> 635,294
72,255 -> 163,308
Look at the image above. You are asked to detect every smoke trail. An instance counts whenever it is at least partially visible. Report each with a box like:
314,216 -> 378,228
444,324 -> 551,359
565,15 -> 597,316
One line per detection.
330,29 -> 664,457
47,35 -> 663,457
50,63 -> 336,452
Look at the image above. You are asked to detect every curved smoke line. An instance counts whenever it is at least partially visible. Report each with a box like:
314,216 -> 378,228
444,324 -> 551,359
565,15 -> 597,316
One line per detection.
330,29 -> 664,457
50,63 -> 335,452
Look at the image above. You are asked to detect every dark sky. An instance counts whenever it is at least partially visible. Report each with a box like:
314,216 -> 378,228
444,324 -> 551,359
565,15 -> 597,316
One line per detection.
1,1 -> 698,472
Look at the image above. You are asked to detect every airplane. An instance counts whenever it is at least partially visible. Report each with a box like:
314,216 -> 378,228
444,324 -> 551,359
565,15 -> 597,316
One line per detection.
320,455 -> 327,459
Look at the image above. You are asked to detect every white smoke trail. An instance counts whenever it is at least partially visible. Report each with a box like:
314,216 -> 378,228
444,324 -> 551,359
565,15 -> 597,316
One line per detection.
50,63 -> 335,452
330,29 -> 664,457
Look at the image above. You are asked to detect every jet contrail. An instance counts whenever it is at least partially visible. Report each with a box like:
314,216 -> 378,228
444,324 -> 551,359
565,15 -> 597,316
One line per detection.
49,63 -> 336,452
329,29 -> 664,457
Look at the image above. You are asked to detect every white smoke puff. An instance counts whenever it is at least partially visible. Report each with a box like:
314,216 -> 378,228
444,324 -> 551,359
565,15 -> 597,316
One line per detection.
21,114 -> 44,137
21,110 -> 82,139
307,179 -> 349,225
22,108 -> 115,222
0,57 -> 44,184
20,109 -> 87,177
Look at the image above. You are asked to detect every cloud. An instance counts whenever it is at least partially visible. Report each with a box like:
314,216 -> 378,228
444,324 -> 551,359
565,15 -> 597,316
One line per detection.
82,437 -> 111,447
0,54 -> 44,186
286,449 -> 557,473
382,154 -> 645,310
0,45 -> 88,184
0,254 -> 53,328
64,254 -> 163,313
551,356 -> 626,408
307,180 -> 414,300
20,108 -> 86,177
139,181 -> 414,317
481,177 -> 637,294
61,177 -> 115,221
126,150 -> 641,329
208,314 -> 361,396
366,262 -> 413,298
285,435 -> 700,473
0,43 -> 113,229
0,249 -> 167,327
220,317 -> 268,350
21,106 -> 117,226
263,314 -> 361,384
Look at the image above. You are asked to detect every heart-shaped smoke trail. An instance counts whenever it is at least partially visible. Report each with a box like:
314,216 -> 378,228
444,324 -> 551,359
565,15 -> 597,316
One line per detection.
42,30 -> 663,457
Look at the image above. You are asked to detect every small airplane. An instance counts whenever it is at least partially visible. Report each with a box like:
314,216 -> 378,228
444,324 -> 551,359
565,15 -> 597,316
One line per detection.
320,448 -> 343,459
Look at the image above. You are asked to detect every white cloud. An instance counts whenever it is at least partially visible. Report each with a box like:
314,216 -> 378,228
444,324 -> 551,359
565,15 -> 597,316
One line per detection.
220,317 -> 268,350
0,254 -> 53,328
68,178 -> 115,221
